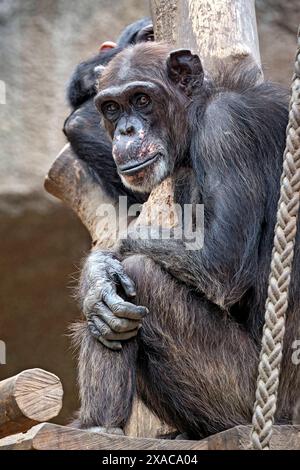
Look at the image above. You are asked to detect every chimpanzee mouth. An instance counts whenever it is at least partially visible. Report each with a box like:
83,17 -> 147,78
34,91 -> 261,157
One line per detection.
118,153 -> 160,175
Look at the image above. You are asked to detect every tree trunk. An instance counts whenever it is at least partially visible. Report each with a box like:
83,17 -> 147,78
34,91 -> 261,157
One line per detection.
151,0 -> 261,68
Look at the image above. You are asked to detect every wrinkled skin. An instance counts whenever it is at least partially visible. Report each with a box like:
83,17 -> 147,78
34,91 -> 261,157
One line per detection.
79,251 -> 148,350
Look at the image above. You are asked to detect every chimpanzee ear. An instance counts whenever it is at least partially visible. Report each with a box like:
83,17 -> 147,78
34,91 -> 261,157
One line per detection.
167,49 -> 203,91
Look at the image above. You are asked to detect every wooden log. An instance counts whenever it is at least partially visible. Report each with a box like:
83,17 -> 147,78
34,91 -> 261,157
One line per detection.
44,143 -> 126,248
206,424 -> 300,450
0,423 -> 299,450
0,423 -> 208,450
151,0 -> 261,68
150,0 -> 178,44
125,399 -> 174,438
181,0 -> 260,68
0,369 -> 63,438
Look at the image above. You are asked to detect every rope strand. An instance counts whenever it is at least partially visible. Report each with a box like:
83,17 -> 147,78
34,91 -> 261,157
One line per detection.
251,27 -> 300,450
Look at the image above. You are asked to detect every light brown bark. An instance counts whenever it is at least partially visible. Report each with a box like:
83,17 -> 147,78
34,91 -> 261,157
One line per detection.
0,369 -> 63,438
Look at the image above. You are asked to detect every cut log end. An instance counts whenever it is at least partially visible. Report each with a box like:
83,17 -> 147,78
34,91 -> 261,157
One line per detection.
14,368 -> 63,422
0,368 -> 63,438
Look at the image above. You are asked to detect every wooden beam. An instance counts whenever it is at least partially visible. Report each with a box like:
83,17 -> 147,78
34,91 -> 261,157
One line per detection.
0,369 -> 63,438
1,423 -> 299,450
206,424 -> 300,450
0,423 -> 208,450
125,398 -> 174,438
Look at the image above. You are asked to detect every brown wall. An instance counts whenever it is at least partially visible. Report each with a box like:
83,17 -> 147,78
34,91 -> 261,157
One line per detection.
0,0 -> 149,423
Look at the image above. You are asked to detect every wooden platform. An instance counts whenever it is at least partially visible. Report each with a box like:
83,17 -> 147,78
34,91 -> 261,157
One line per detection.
0,423 -> 299,450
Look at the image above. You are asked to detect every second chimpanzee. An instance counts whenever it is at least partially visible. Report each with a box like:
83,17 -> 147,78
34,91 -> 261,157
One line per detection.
63,18 -> 153,206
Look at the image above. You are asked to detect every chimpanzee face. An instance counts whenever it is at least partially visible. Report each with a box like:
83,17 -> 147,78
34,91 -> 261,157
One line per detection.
94,45 -> 203,193
95,80 -> 171,192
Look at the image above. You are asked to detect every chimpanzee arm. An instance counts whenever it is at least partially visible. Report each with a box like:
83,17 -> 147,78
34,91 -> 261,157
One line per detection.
118,179 -> 264,309
118,87 -> 286,308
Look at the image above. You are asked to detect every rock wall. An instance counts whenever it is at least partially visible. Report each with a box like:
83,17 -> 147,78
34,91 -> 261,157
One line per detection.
0,0 -> 298,423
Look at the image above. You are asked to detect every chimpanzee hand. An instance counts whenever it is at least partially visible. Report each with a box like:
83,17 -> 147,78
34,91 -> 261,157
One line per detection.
79,250 -> 148,350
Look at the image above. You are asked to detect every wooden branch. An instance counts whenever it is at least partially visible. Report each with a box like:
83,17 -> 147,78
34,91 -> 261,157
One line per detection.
45,144 -> 122,247
1,423 -> 299,450
0,369 -> 63,439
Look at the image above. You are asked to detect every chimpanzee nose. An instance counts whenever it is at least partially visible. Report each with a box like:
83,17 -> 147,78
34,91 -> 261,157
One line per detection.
119,125 -> 135,136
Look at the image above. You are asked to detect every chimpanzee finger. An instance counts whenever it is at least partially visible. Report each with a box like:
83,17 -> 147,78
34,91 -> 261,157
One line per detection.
102,287 -> 148,319
105,329 -> 139,341
87,318 -> 122,351
94,302 -> 140,332
116,271 -> 136,297
82,282 -> 107,317
99,337 -> 122,351
91,316 -> 138,342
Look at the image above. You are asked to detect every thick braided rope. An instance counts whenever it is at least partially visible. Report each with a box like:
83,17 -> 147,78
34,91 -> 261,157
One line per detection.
251,29 -> 300,450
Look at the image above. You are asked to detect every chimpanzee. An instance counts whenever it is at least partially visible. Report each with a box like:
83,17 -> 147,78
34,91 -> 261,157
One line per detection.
63,18 -> 153,206
73,42 -> 300,438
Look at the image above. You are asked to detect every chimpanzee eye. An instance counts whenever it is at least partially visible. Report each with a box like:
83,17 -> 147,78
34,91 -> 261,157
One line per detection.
101,101 -> 120,119
134,94 -> 151,108
146,33 -> 154,42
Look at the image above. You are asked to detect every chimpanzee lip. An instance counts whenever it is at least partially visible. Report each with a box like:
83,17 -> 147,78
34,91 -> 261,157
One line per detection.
118,153 -> 160,175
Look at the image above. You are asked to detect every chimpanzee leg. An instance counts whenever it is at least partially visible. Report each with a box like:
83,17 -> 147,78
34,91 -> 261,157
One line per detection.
122,255 -> 260,438
72,322 -> 138,430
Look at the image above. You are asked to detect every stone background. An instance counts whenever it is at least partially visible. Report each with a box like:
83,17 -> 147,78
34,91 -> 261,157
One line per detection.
0,0 -> 299,423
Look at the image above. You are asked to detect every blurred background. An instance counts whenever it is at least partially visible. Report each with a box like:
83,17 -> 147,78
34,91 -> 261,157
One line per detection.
0,0 -> 299,423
